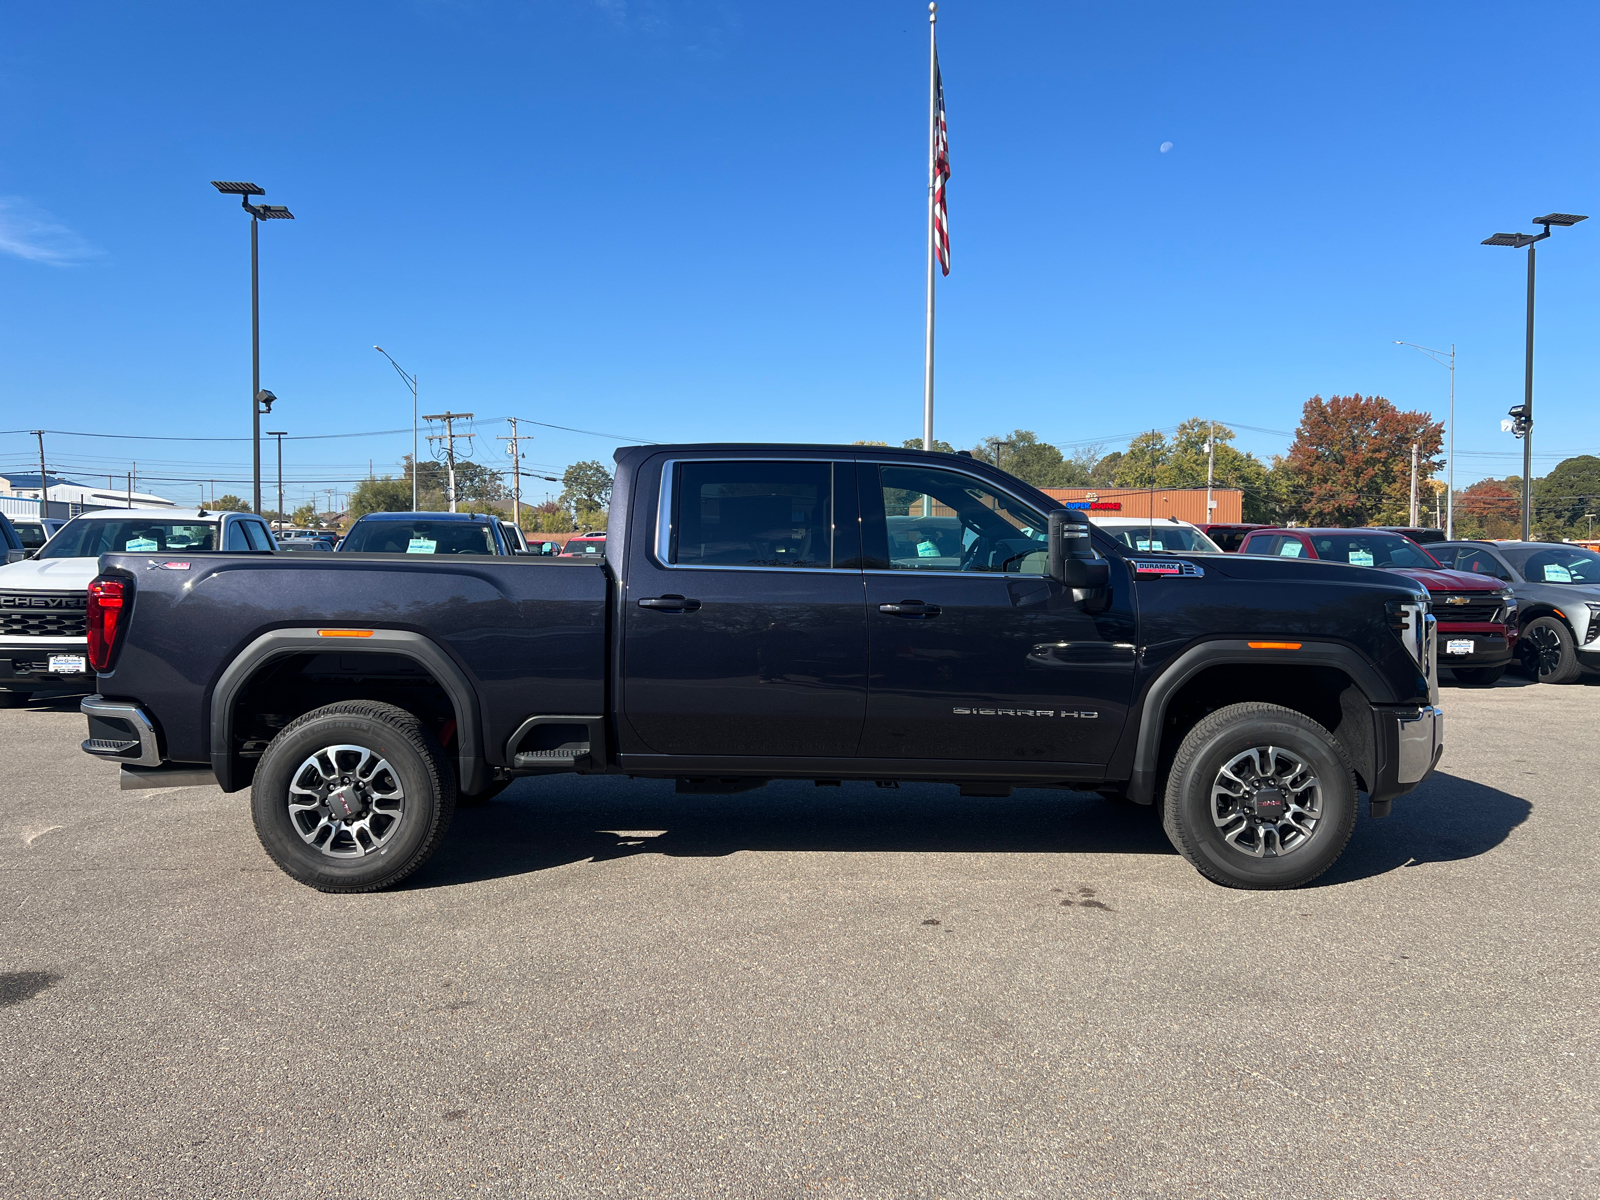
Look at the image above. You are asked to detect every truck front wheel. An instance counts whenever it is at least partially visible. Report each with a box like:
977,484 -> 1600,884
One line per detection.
1162,702 -> 1357,890
251,700 -> 457,893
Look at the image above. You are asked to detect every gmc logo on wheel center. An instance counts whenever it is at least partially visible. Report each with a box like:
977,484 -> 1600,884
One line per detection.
0,594 -> 87,609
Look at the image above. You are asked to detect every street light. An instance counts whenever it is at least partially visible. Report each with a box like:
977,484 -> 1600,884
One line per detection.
374,346 -> 419,511
212,181 -> 295,515
266,430 -> 288,534
1393,341 -> 1455,537
1481,212 -> 1587,540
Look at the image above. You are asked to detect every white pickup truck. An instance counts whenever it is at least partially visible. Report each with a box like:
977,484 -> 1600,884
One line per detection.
0,507 -> 277,706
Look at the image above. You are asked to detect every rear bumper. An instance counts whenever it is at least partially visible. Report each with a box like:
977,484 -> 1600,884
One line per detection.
80,695 -> 163,767
1368,703 -> 1444,816
0,642 -> 92,692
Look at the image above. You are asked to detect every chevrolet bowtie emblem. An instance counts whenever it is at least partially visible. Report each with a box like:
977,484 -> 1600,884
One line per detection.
1445,596 -> 1470,605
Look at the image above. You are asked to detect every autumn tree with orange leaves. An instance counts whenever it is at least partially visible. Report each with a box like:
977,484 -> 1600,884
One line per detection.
1277,394 -> 1443,527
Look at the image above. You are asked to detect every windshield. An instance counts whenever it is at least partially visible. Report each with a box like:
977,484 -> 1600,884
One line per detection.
1502,545 -> 1600,585
1308,533 -> 1440,569
1099,524 -> 1222,553
39,517 -> 218,558
339,519 -> 499,555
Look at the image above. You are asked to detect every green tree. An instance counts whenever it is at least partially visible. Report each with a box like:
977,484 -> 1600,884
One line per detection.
1281,394 -> 1443,526
346,476 -> 414,518
970,430 -> 1098,489
1088,451 -> 1122,485
901,437 -> 955,453
559,461 -> 613,531
1112,431 -> 1170,488
290,502 -> 322,526
1155,420 -> 1274,522
212,494 -> 250,512
1532,455 -> 1600,537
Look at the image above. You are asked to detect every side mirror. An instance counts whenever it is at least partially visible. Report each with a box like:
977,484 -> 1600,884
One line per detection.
5,549 -> 25,564
1047,508 -> 1109,589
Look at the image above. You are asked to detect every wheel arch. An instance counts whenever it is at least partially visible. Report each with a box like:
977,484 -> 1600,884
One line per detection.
208,628 -> 485,795
1126,640 -> 1394,806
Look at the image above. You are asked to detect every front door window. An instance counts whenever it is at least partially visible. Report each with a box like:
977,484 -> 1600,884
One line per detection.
878,465 -> 1048,574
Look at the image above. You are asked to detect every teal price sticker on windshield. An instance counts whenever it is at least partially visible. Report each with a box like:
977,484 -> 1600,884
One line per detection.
407,538 -> 437,554
125,538 -> 158,552
916,540 -> 940,557
1349,550 -> 1375,567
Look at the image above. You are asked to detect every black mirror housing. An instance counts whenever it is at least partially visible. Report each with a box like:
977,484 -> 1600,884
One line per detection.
1047,508 -> 1110,588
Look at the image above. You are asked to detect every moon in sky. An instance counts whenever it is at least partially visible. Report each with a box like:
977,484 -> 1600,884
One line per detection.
1160,141 -> 1174,153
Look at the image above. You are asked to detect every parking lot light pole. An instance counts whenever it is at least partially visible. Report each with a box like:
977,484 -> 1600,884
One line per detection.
211,182 -> 294,514
267,431 -> 288,533
1393,342 -> 1455,537
374,346 -> 419,511
1482,213 -> 1588,540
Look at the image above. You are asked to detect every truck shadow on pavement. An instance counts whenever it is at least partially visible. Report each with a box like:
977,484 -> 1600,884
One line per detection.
1316,772 -> 1530,887
412,769 -> 1527,890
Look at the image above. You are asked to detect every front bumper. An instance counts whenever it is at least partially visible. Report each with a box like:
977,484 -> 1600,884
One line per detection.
1435,630 -> 1512,668
1368,703 -> 1444,816
0,642 -> 93,693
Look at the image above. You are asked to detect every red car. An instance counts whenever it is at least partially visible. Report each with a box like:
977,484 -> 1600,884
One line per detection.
559,534 -> 606,558
1239,527 -> 1518,686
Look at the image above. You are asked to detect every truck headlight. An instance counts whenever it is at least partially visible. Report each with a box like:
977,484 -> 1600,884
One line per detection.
1387,598 -> 1433,668
1586,602 -> 1600,645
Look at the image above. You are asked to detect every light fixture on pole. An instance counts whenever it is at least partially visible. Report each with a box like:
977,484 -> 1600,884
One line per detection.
1393,341 -> 1455,536
211,181 -> 295,515
374,346 -> 419,511
266,430 -> 288,534
1481,212 -> 1587,540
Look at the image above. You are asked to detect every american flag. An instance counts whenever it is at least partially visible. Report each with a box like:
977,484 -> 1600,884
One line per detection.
932,56 -> 950,275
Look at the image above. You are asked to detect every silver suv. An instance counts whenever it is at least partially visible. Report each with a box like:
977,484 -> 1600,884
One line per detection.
1432,540 -> 1600,683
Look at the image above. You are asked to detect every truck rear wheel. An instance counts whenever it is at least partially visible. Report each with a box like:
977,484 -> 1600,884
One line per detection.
1162,702 -> 1357,890
251,700 -> 456,893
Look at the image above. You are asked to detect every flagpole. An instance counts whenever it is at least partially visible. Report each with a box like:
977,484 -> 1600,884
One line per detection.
922,2 -> 938,455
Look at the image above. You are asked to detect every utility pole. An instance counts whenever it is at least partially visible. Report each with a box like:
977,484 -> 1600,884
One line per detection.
423,411 -> 474,513
32,431 -> 47,519
1409,444 -> 1420,528
126,470 -> 132,509
267,431 -> 287,533
498,418 -> 524,528
1206,421 -> 1216,521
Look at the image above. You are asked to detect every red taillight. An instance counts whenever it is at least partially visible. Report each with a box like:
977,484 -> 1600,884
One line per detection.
86,576 -> 128,673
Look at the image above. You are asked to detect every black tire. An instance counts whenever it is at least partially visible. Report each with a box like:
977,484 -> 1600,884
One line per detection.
0,690 -> 31,708
1450,665 -> 1505,687
251,700 -> 456,892
1519,616 -> 1581,684
1161,702 -> 1358,890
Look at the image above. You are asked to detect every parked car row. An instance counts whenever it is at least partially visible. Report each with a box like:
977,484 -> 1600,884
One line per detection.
1125,515 -> 1597,687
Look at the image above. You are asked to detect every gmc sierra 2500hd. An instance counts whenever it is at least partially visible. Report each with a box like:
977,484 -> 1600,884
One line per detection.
78,444 -> 1443,891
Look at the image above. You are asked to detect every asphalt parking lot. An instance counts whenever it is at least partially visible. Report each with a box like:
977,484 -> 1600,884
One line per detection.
2,674 -> 1596,1200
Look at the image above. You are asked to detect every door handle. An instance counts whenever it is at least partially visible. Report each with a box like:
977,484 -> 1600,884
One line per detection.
638,595 -> 702,612
878,600 -> 941,618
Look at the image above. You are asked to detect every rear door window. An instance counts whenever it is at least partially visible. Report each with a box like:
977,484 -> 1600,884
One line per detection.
668,461 -> 835,568
242,521 -> 274,550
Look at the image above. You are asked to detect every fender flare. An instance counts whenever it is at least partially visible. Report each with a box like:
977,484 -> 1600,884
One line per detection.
208,627 -> 485,794
1125,639 -> 1396,805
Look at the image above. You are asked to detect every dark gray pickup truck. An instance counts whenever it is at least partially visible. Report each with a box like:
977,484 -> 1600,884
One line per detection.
79,444 -> 1443,892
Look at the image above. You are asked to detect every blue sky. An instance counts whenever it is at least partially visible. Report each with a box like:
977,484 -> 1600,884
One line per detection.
1,0 -> 1595,509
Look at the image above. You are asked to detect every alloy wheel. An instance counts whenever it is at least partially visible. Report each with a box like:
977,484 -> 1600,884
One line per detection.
286,744 -> 406,858
1210,745 -> 1323,858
